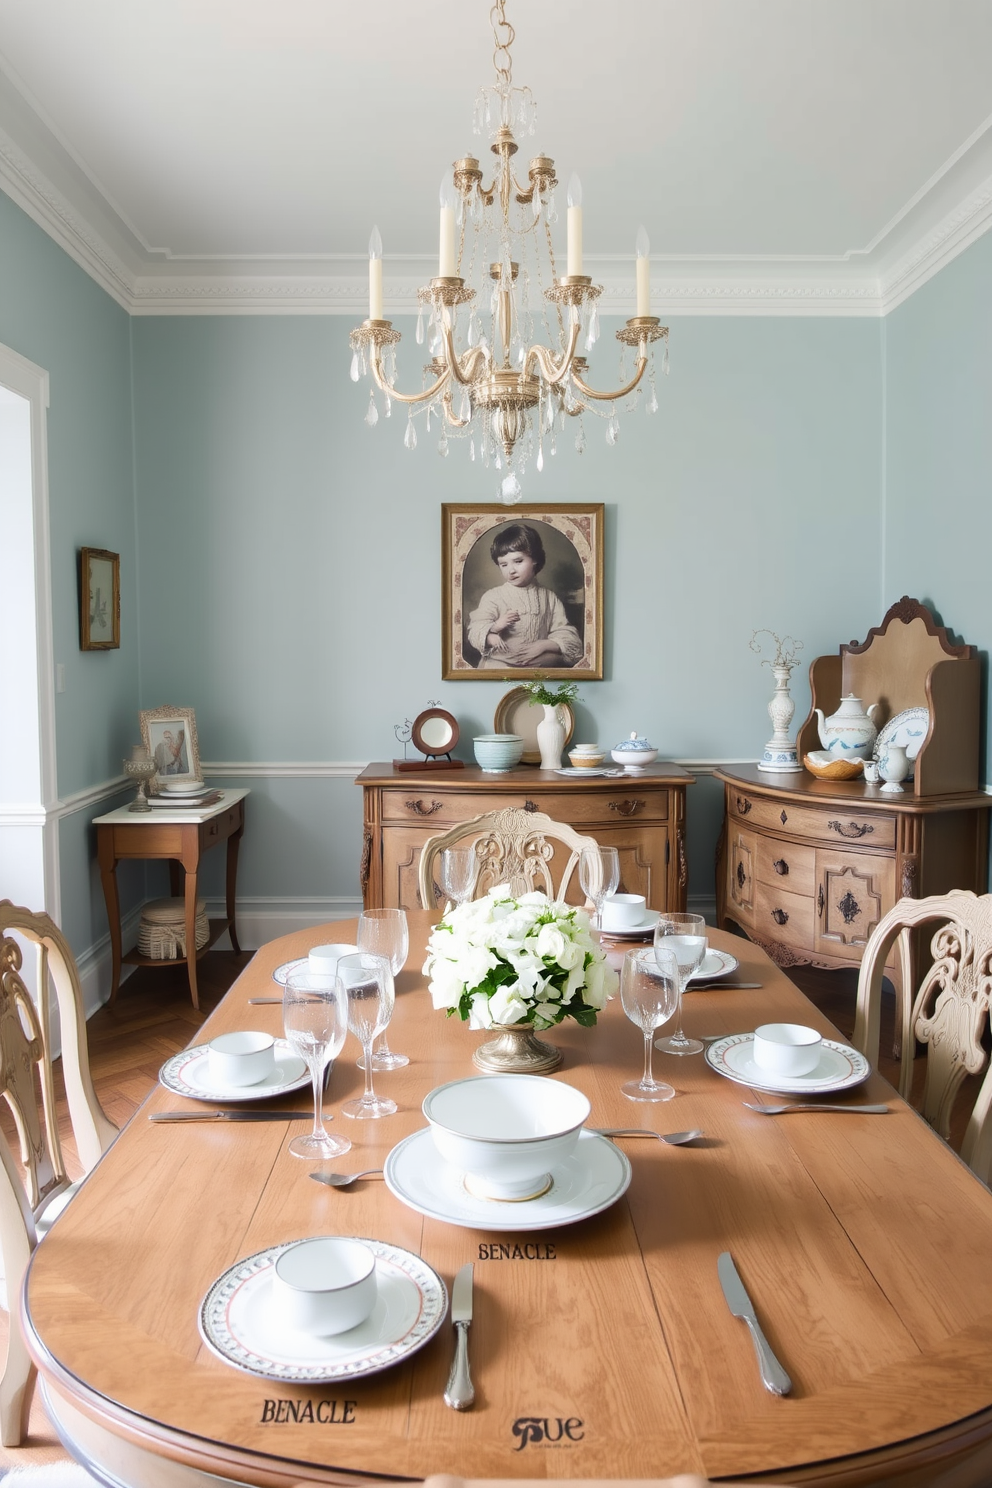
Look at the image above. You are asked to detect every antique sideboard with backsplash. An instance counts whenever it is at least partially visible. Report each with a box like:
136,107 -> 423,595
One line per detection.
357,761 -> 693,913
716,599 -> 991,1007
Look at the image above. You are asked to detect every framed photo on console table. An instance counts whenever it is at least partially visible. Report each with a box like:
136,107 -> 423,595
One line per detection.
79,547 -> 120,650
442,503 -> 604,681
139,706 -> 201,785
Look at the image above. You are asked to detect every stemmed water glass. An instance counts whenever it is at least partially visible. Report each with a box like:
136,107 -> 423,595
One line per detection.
439,847 -> 477,908
356,908 -> 409,1070
579,846 -> 620,929
338,952 -> 398,1120
282,970 -> 351,1159
620,946 -> 679,1101
653,913 -> 707,1056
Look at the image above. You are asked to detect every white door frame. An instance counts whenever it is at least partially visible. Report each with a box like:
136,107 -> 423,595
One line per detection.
0,341 -> 58,918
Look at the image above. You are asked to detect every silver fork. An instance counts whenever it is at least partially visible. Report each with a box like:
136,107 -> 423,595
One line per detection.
742,1102 -> 889,1115
593,1127 -> 704,1145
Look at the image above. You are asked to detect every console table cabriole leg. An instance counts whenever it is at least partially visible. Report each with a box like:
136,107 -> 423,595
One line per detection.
226,825 -> 243,954
97,837 -> 122,1005
181,829 -> 201,1010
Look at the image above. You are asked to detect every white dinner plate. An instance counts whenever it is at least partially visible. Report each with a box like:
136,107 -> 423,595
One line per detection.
199,1238 -> 447,1382
147,793 -> 214,807
687,949 -> 740,984
384,1127 -> 631,1232
554,767 -> 626,778
272,950 -> 359,987
705,1033 -> 870,1095
599,910 -> 661,939
159,1039 -> 309,1103
159,780 -> 208,794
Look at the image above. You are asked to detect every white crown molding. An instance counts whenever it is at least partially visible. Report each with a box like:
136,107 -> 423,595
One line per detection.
879,178 -> 992,314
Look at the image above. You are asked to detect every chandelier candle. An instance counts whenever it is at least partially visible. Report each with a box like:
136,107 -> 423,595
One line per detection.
368,226 -> 383,321
349,0 -> 668,501
636,227 -> 651,317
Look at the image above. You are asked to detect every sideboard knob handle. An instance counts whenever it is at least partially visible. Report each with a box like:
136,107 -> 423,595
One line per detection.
772,859 -> 788,876
771,908 -> 789,926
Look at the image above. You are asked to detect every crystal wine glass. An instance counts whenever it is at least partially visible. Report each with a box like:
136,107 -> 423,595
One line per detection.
579,845 -> 620,930
282,970 -> 351,1159
356,908 -> 409,1071
338,952 -> 398,1120
439,847 -> 477,908
653,913 -> 707,1056
620,946 -> 679,1101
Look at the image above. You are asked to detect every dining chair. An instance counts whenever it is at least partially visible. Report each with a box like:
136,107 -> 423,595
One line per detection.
0,902 -> 118,1447
852,889 -> 992,1183
418,807 -> 601,911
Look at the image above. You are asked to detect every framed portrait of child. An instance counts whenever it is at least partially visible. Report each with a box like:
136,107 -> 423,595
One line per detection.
442,504 -> 604,681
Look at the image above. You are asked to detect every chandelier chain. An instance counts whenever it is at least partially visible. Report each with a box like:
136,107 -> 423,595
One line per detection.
490,0 -> 514,87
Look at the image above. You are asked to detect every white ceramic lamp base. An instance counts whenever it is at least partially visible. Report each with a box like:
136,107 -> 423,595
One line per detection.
757,661 -> 803,773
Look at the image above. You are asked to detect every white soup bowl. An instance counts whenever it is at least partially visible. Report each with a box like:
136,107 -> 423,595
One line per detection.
752,1023 -> 823,1078
272,1237 -> 377,1336
208,1031 -> 275,1086
423,1075 -> 590,1201
601,893 -> 647,931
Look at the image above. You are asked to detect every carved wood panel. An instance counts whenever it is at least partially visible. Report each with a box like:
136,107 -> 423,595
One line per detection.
816,855 -> 895,952
730,830 -> 756,920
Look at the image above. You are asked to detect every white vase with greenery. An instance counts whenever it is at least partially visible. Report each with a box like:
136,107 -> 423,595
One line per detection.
525,678 -> 581,771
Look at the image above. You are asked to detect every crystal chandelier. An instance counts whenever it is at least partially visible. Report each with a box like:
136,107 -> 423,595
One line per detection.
349,0 -> 668,505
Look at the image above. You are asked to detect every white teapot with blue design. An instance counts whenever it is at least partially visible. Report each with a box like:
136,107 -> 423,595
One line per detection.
815,695 -> 879,759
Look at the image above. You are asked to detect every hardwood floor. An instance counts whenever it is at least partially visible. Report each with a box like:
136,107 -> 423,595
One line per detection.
0,948 -> 983,1470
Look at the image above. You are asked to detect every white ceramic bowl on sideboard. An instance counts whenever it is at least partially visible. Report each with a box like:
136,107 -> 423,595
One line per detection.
422,1075 -> 591,1201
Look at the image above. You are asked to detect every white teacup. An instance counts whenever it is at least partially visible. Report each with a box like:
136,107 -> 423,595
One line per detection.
600,893 -> 647,932
272,1237 -> 378,1336
862,760 -> 880,783
308,942 -> 358,988
208,1031 -> 275,1086
752,1023 -> 823,1078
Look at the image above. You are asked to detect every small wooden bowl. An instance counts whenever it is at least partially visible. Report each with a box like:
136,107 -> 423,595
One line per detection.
803,752 -> 865,781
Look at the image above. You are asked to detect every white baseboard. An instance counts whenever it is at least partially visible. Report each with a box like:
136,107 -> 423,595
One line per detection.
204,897 -> 364,951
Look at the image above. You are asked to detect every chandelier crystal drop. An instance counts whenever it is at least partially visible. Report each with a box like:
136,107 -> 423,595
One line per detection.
349,0 -> 668,504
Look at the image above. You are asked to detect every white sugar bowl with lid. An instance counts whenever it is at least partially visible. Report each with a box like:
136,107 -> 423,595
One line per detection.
611,733 -> 659,770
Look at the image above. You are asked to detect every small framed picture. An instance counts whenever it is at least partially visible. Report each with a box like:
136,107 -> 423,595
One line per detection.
442,503 -> 604,681
79,548 -> 120,650
140,707 -> 201,785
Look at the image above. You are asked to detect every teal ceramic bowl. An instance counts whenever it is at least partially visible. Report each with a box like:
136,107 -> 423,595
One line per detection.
473,734 -> 524,772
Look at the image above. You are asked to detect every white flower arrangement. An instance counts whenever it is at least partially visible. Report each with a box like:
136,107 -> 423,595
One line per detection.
423,886 -> 618,1032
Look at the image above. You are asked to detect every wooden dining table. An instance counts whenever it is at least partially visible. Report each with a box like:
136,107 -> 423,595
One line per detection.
21,913 -> 992,1488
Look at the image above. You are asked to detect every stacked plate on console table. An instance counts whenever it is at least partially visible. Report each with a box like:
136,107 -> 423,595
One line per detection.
384,1075 -> 632,1231
148,779 -> 219,807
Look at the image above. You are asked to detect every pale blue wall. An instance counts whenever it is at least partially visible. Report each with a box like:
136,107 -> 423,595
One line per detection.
885,230 -> 992,778
131,314 -> 884,905
0,194 -> 141,951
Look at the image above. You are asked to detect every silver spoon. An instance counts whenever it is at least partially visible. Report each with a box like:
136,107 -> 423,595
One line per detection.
742,1102 -> 889,1115
594,1128 -> 704,1145
310,1168 -> 384,1188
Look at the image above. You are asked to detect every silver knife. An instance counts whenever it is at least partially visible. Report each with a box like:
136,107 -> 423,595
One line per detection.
149,1110 -> 307,1122
444,1263 -> 475,1410
717,1252 -> 791,1396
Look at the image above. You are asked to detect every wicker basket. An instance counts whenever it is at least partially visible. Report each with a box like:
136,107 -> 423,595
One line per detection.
138,897 -> 210,960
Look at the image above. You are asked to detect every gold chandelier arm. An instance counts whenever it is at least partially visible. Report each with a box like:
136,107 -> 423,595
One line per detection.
442,391 -> 471,429
526,316 -> 582,385
440,324 -> 490,386
571,356 -> 648,403
370,356 -> 449,407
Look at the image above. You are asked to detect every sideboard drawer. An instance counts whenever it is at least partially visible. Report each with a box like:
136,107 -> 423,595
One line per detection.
754,839 -> 815,897
754,882 -> 815,949
730,794 -> 895,852
381,786 -> 669,828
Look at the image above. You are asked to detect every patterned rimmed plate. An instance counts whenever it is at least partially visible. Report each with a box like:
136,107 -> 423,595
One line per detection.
705,1033 -> 870,1095
493,686 -> 575,764
272,948 -> 359,987
384,1127 -> 631,1232
687,948 -> 740,983
159,1040 -> 308,1103
873,707 -> 929,764
199,1238 -> 447,1382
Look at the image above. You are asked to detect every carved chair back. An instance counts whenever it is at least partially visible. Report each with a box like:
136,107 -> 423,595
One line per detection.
0,901 -> 118,1445
852,890 -> 992,1184
418,808 -> 600,912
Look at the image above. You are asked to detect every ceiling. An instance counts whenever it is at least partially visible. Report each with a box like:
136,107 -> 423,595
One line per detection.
0,0 -> 991,314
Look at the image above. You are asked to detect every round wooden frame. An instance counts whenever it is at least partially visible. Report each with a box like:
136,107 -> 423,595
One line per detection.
411,708 -> 459,758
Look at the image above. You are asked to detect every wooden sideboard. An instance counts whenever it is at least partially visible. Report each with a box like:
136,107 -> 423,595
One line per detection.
715,764 -> 991,990
357,762 -> 693,912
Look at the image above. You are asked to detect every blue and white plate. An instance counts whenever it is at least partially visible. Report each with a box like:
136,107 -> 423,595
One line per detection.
873,707 -> 929,768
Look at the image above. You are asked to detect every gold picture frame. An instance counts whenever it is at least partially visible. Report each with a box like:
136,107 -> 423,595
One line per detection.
79,547 -> 120,650
139,706 -> 201,786
442,503 -> 604,681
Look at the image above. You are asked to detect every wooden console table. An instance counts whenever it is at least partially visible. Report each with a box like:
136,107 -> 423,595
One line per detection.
357,763 -> 693,912
94,789 -> 248,1009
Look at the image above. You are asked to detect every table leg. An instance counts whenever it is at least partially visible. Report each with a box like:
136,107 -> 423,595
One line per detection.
168,861 -> 183,898
97,835 -> 123,1005
226,825 -> 243,955
183,869 -> 200,1011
